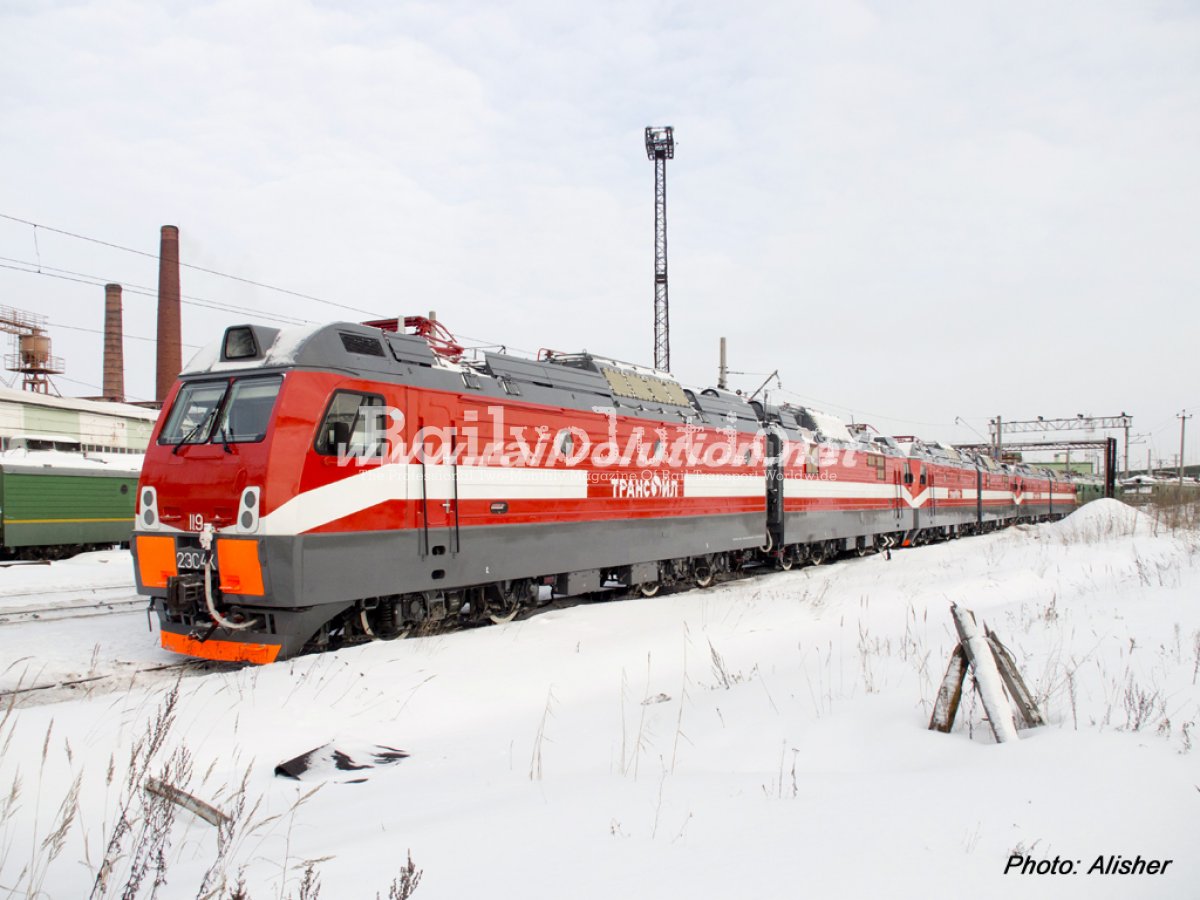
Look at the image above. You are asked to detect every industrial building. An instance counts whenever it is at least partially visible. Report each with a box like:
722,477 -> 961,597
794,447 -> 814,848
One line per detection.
0,385 -> 156,453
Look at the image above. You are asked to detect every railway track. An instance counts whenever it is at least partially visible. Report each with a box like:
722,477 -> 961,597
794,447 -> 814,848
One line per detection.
0,587 -> 145,626
0,559 -> 803,707
0,657 -> 235,710
0,660 -> 206,701
0,594 -> 625,706
0,585 -> 691,706
0,585 -> 219,706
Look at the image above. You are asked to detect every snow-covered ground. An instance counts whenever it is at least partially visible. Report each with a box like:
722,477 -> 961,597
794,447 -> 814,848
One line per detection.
0,550 -> 176,700
1,500 -> 1197,899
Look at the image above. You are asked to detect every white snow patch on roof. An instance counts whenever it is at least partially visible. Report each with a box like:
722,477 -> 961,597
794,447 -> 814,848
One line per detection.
0,448 -> 143,473
0,385 -> 158,421
182,324 -> 327,374
806,408 -> 853,442
181,339 -> 220,374
263,324 -> 326,366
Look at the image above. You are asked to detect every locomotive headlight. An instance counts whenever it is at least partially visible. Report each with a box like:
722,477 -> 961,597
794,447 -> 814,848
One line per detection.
140,486 -> 160,531
236,486 -> 261,534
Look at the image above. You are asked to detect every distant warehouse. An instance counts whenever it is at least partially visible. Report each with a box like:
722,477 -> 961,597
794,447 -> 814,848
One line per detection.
0,386 -> 157,453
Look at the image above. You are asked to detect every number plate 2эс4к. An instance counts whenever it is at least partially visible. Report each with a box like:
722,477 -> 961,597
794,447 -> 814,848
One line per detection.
176,549 -> 206,571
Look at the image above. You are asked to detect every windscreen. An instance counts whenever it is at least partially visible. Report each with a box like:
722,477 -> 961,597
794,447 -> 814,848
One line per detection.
214,376 -> 283,442
158,375 -> 283,446
158,381 -> 227,445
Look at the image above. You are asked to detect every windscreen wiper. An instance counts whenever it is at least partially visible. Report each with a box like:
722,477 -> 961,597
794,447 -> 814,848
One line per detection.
173,408 -> 218,455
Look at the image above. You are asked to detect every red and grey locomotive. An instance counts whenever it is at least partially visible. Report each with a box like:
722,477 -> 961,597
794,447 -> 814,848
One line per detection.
131,318 -> 1077,663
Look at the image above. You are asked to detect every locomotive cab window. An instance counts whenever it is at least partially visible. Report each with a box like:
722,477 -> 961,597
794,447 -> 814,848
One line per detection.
315,391 -> 387,456
214,376 -> 282,443
159,381 -> 228,445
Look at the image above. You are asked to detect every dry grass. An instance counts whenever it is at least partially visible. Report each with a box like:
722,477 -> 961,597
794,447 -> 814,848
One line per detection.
0,678 -> 424,899
1127,488 -> 1200,533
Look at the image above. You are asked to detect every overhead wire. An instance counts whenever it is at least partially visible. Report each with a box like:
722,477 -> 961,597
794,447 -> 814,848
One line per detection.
0,253 -> 314,322
0,211 -> 384,318
51,373 -> 155,403
0,214 -> 541,355
11,212 -> 1115,439
0,259 -> 311,328
772,387 -> 959,429
50,319 -> 200,350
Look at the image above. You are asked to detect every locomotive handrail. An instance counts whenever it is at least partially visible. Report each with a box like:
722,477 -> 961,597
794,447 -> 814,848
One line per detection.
419,447 -> 430,558
451,434 -> 461,555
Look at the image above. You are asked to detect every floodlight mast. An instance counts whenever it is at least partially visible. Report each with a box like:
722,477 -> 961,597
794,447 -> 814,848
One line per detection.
645,126 -> 674,372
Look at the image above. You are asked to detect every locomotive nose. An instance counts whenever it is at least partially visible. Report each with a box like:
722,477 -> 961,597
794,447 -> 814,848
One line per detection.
134,527 -> 280,664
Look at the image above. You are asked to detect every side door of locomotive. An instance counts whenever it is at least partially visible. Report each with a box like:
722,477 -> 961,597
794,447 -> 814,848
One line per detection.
975,464 -> 983,527
764,426 -> 785,551
906,458 -> 924,533
413,395 -> 462,559
926,462 -> 936,524
892,456 -> 904,524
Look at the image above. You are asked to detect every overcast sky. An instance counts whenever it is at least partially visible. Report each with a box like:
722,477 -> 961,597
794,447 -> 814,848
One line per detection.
0,0 -> 1196,469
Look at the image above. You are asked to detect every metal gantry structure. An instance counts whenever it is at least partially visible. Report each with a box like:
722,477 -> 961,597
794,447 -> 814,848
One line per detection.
645,126 -> 674,373
989,413 -> 1133,476
958,438 -> 1120,498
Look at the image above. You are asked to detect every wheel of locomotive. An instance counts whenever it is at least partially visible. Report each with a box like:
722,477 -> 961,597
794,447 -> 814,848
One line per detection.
357,606 -> 377,639
487,579 -> 534,624
693,555 -> 716,588
637,581 -> 661,597
855,537 -> 870,557
777,545 -> 796,571
809,541 -> 827,566
359,599 -> 406,640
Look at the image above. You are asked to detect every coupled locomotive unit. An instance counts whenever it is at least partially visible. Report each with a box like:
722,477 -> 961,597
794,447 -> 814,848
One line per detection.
132,318 -> 1078,663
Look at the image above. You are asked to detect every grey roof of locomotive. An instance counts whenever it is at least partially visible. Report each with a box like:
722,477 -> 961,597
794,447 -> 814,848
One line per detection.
180,321 -> 770,434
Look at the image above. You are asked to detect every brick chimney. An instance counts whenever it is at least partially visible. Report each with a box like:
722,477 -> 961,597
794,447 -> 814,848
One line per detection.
102,283 -> 124,402
155,224 -> 181,403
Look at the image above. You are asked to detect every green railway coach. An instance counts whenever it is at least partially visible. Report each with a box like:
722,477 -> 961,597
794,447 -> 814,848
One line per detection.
0,460 -> 141,558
